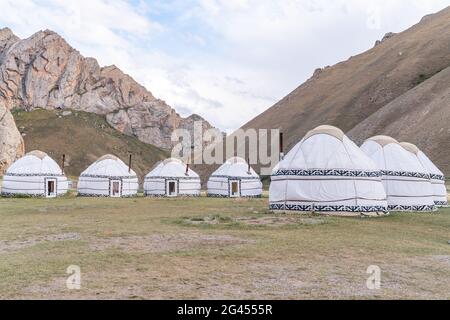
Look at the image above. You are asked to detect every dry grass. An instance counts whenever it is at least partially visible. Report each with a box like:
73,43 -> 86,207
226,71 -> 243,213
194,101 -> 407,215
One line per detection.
0,195 -> 449,300
12,109 -> 168,180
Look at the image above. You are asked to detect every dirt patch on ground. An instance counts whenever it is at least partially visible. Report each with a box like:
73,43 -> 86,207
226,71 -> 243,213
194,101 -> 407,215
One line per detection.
183,215 -> 326,227
0,233 -> 81,254
88,233 -> 253,253
432,255 -> 450,266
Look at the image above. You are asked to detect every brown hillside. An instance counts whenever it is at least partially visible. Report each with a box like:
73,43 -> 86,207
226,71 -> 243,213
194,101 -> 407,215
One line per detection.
13,109 -> 169,182
348,66 -> 450,174
241,7 -> 450,174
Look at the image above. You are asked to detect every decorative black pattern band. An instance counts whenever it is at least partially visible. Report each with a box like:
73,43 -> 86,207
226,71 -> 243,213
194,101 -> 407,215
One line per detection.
381,171 -> 430,179
387,205 -> 435,212
4,173 -> 66,177
434,201 -> 448,206
1,192 -> 66,198
77,193 -> 137,198
207,193 -> 262,198
144,193 -> 200,198
429,174 -> 445,181
269,203 -> 387,213
209,175 -> 260,181
272,169 -> 382,178
80,174 -> 138,179
144,177 -> 200,181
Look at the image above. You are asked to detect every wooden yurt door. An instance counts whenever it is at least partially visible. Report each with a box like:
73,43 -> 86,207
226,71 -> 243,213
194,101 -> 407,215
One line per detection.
166,180 -> 178,197
110,180 -> 122,197
45,178 -> 57,198
229,180 -> 240,198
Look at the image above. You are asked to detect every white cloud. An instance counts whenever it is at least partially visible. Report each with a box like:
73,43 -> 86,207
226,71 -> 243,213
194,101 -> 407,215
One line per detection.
0,0 -> 449,132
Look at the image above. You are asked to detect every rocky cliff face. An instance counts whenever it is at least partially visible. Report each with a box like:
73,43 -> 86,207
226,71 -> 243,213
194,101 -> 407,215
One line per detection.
0,28 -> 215,150
0,101 -> 24,173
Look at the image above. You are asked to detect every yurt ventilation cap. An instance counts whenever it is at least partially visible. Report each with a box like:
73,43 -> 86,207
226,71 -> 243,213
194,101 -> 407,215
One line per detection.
26,150 -> 48,160
96,154 -> 119,162
303,125 -> 345,142
400,142 -> 420,155
367,135 -> 399,147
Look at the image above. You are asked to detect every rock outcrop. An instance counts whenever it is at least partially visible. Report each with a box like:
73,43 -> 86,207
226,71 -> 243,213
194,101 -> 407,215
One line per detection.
374,32 -> 397,47
0,102 -> 24,173
0,28 -> 215,150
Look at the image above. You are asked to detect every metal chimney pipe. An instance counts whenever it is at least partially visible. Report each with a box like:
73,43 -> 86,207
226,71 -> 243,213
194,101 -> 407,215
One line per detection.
247,157 -> 251,174
61,154 -> 66,174
185,163 -> 189,176
128,154 -> 132,173
279,132 -> 284,161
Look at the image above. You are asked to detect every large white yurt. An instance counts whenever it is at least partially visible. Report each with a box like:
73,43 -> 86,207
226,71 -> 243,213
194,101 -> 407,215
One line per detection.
269,125 -> 388,216
360,136 -> 435,212
207,157 -> 262,198
77,155 -> 138,197
144,158 -> 201,197
400,142 -> 447,207
1,150 -> 68,198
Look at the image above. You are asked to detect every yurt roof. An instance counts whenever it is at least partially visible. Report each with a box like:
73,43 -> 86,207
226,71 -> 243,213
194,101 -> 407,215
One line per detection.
275,125 -> 378,172
400,143 -> 443,176
27,150 -> 48,160
6,151 -> 63,175
400,142 -> 420,155
163,157 -> 184,165
81,154 -> 136,177
366,135 -> 399,147
96,154 -> 119,162
211,157 -> 259,178
226,157 -> 247,164
304,125 -> 345,142
146,158 -> 199,178
361,137 -> 427,173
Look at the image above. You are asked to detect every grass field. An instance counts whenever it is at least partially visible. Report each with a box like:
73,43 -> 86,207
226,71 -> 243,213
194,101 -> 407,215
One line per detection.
0,193 -> 449,300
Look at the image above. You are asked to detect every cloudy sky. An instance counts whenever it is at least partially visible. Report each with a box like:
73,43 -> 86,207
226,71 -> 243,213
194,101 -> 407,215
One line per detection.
0,0 -> 449,132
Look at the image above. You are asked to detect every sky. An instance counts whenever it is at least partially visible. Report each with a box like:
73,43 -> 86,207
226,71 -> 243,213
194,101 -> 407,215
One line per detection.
0,0 -> 449,132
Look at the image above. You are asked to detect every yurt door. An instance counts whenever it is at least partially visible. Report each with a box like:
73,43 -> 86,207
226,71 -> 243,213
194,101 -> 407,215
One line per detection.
45,178 -> 57,198
229,180 -> 240,197
166,180 -> 178,197
110,180 -> 122,197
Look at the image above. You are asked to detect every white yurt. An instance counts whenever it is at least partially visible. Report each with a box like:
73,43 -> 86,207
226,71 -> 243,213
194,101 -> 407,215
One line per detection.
77,155 -> 138,197
144,158 -> 201,197
360,136 -> 435,212
269,125 -> 388,216
400,142 -> 447,207
1,150 -> 68,198
207,157 -> 262,198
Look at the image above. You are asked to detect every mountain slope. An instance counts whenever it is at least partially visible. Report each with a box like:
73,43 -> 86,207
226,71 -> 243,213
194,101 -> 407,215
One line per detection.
13,109 -> 168,181
241,7 -> 450,174
348,66 -> 450,174
0,28 -> 215,150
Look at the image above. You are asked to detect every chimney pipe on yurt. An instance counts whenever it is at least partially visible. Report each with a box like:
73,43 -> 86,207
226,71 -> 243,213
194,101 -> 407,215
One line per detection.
128,154 -> 132,173
279,132 -> 284,161
61,154 -> 66,174
247,157 -> 251,174
185,163 -> 189,176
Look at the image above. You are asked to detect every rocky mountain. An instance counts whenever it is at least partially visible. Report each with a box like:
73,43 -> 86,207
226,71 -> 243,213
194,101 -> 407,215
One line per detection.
0,101 -> 24,172
0,27 -> 215,162
242,6 -> 450,175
